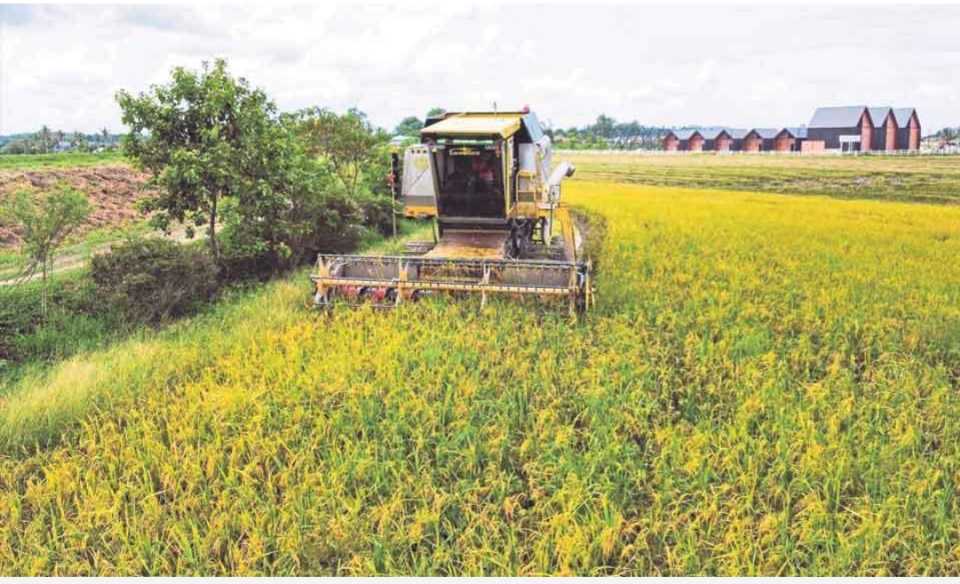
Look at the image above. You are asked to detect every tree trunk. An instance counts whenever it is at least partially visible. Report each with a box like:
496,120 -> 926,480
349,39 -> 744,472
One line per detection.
208,196 -> 220,262
41,260 -> 49,318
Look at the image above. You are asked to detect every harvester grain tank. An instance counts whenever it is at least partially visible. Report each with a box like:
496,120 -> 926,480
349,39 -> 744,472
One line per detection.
312,109 -> 592,313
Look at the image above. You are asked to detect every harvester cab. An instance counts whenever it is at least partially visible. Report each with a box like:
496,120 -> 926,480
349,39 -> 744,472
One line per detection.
312,109 -> 592,314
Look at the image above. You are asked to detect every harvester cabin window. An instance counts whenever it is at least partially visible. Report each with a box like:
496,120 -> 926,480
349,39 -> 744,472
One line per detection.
435,141 -> 504,218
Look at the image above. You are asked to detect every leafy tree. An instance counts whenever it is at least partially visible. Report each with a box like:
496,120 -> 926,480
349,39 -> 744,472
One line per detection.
293,107 -> 390,197
72,131 -> 88,152
2,139 -> 33,155
0,184 -> 91,316
37,126 -> 52,153
394,116 -> 423,137
116,59 -> 280,262
593,114 -> 616,140
426,107 -> 446,118
219,115 -> 367,274
548,115 -> 671,151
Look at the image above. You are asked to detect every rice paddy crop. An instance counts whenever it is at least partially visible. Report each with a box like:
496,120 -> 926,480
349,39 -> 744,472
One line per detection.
564,151 -> 960,204
2,180 -> 960,575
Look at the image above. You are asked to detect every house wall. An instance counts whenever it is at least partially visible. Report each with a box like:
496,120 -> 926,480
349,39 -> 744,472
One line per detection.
801,140 -> 825,154
773,133 -> 794,152
808,128 -> 865,150
688,135 -> 704,152
908,115 -> 921,150
664,135 -> 679,151
714,135 -> 733,151
895,113 -> 921,150
871,114 -> 898,151
859,112 -> 872,152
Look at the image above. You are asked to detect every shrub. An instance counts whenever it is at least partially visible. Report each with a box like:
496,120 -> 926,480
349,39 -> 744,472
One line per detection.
0,273 -> 99,361
220,167 -> 368,280
0,183 -> 91,316
355,192 -> 397,236
90,238 -> 218,324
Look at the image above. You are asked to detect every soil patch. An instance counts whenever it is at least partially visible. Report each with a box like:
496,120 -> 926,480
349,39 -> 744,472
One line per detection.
0,165 -> 153,248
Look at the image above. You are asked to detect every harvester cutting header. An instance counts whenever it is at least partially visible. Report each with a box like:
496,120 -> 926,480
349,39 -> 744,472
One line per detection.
312,109 -> 592,314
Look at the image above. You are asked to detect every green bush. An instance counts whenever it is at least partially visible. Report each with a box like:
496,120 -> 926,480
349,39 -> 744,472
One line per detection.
356,192 -> 397,236
90,238 -> 219,324
0,274 -> 99,361
219,177 -> 368,280
216,236 -> 279,283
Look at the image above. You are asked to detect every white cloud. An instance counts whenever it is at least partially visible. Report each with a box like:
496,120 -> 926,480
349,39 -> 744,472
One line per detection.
1,3 -> 959,134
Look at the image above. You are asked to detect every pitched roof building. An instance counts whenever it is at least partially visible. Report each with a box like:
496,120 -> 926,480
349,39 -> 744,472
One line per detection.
659,106 -> 919,153
807,105 -> 920,151
697,128 -> 733,151
808,106 -> 874,151
892,108 -> 921,151
868,107 -> 897,151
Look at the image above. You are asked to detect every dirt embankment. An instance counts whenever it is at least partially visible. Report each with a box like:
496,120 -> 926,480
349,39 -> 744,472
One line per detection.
0,165 -> 153,248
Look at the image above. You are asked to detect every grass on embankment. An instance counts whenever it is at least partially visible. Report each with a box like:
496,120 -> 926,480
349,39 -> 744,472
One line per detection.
563,151 -> 960,204
0,151 -> 127,171
1,183 -> 960,574
0,220 -> 153,280
0,220 -> 433,428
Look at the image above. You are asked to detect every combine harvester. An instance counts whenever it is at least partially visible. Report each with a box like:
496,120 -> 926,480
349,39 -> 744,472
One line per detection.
311,109 -> 593,314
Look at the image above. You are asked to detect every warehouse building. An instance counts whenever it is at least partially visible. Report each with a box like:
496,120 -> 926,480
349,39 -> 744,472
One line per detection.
807,106 -> 920,152
807,106 -> 874,152
666,126 -> 808,152
742,128 -> 778,152
663,131 -> 680,151
699,128 -> 733,151
774,127 -> 807,152
662,106 -> 920,153
893,108 -> 921,151
727,128 -> 749,151
663,129 -> 704,151
869,107 -> 898,151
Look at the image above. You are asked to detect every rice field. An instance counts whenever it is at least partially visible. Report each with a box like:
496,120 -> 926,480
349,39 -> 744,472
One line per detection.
2,179 -> 960,575
563,151 -> 960,204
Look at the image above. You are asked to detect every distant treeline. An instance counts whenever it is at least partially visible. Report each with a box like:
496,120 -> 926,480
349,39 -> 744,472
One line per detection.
0,127 -> 121,155
392,112 -> 679,151
932,126 -> 960,144
545,115 -> 676,151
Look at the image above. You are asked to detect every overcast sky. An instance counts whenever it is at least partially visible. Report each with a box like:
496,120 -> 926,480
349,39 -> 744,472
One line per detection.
1,3 -> 959,135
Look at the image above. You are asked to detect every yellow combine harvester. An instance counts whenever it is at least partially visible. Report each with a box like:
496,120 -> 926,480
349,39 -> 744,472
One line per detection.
311,109 -> 592,314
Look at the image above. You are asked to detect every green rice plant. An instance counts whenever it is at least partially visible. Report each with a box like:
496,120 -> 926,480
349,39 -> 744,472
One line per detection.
1,181 -> 959,575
